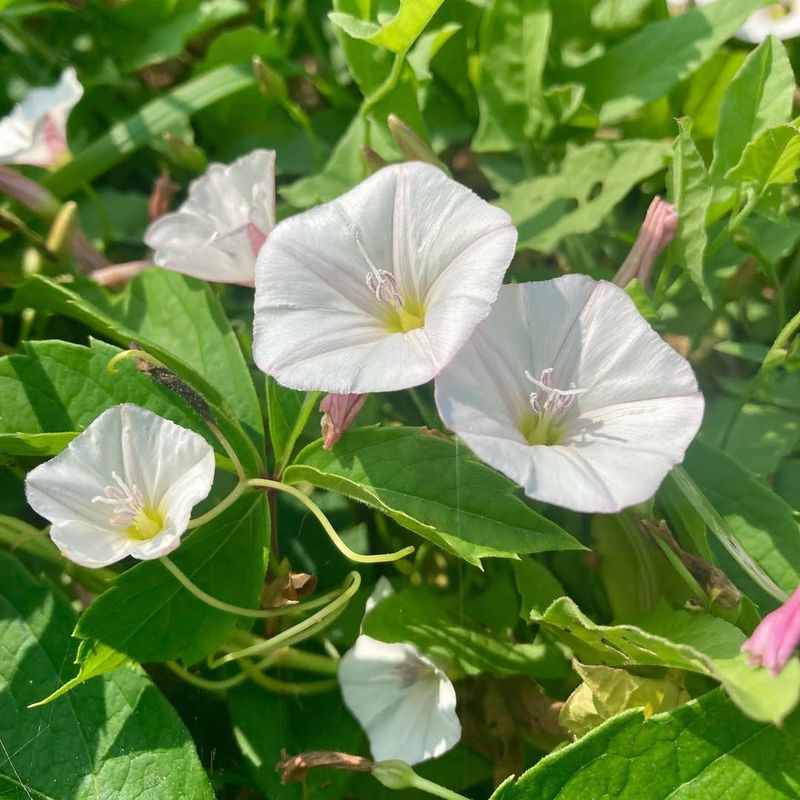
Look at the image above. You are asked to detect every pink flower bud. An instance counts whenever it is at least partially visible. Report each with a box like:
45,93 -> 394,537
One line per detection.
742,584 -> 800,675
320,393 -> 367,450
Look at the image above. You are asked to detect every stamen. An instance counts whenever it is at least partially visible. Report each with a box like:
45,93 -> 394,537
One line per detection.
92,472 -> 163,540
520,368 -> 584,446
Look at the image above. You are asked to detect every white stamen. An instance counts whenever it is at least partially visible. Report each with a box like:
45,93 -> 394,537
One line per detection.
525,368 -> 583,418
92,471 -> 146,527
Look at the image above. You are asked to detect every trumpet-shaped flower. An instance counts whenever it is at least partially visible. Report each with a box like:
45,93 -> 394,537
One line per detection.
144,149 -> 276,286
253,161 -> 517,393
25,404 -> 215,568
695,0 -> 800,41
743,584 -> 800,674
0,68 -> 83,167
434,276 -> 704,513
338,578 -> 461,765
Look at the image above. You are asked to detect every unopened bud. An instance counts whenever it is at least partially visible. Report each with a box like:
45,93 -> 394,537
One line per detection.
148,172 -> 179,221
614,196 -> 678,290
253,56 -> 287,102
320,393 -> 367,450
162,132 -> 207,172
276,750 -> 372,784
387,114 -> 448,173
92,260 -> 149,288
361,145 -> 387,175
45,201 -> 79,263
0,166 -> 60,216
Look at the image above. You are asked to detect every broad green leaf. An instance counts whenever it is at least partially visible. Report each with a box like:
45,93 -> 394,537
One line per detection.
407,22 -> 461,83
683,440 -> 800,597
711,35 -> 794,182
499,140 -> 669,253
329,0 -> 444,53
513,556 -> 565,620
726,123 -> 800,194
0,339 -> 216,456
46,63 -> 255,197
491,688 -> 800,800
229,684 -> 363,800
8,271 -> 264,472
574,0 -> 767,124
535,597 -> 800,724
684,49 -> 748,141
285,427 -> 581,566
774,458 -> 800,510
363,586 -> 565,679
266,377 -> 320,474
667,119 -> 713,307
0,549 -> 213,799
473,0 -> 552,152
76,492 -> 269,664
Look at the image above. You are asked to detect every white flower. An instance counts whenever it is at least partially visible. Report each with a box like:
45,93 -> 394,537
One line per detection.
434,276 -> 704,513
252,161 -> 517,394
695,0 -> 800,42
25,404 -> 216,568
144,149 -> 276,286
0,68 -> 83,167
338,578 -> 461,765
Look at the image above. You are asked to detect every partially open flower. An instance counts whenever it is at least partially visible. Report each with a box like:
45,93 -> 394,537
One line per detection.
0,68 -> 83,167
25,404 -> 216,568
338,579 -> 461,765
434,276 -> 704,513
144,149 -> 276,286
695,0 -> 800,41
253,161 -> 517,393
743,585 -> 800,674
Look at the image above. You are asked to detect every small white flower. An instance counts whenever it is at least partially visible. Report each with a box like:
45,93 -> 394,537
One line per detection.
0,68 -> 83,167
144,149 -> 276,286
434,276 -> 704,513
253,161 -> 517,394
25,404 -> 216,568
696,0 -> 800,42
338,578 -> 461,765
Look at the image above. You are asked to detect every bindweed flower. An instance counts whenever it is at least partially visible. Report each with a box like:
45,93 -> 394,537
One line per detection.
0,68 -> 83,167
695,0 -> 800,42
338,578 -> 461,765
144,149 -> 276,286
25,404 -> 215,568
320,393 -> 367,450
434,276 -> 704,513
743,585 -> 800,674
253,161 -> 517,393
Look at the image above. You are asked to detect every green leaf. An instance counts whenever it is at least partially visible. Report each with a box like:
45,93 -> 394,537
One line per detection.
329,0 -> 444,53
0,549 -> 213,799
76,492 -> 269,664
499,140 -> 670,253
472,0 -> 552,152
285,427 -> 582,566
711,35 -> 795,182
682,440 -> 800,597
574,0 -> 767,125
266,377 -> 320,474
726,123 -> 800,195
363,586 -> 563,679
45,63 -> 255,197
667,119 -> 713,307
513,556 -> 565,620
491,688 -> 800,800
535,597 -> 800,724
8,271 -> 264,472
0,339 -> 216,455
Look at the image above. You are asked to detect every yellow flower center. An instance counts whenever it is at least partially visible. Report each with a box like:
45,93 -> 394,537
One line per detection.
519,409 -> 565,446
126,506 -> 165,541
386,297 -> 425,333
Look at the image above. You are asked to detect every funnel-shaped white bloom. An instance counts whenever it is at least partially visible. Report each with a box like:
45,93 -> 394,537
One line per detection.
339,578 -> 461,765
253,161 -> 517,393
695,0 -> 800,41
435,276 -> 704,513
0,68 -> 83,167
25,404 -> 215,568
145,149 -> 276,286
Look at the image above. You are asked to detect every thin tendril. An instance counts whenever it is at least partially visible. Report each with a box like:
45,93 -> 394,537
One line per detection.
186,481 -> 248,529
209,571 -> 361,668
207,419 -> 246,481
248,478 -> 414,564
107,348 -> 166,373
166,660 -> 248,691
239,660 -> 338,695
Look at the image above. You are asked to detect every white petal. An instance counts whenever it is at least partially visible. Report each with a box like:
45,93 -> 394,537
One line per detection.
253,161 -> 516,393
339,636 -> 461,765
25,404 -> 215,567
435,278 -> 704,513
144,149 -> 275,285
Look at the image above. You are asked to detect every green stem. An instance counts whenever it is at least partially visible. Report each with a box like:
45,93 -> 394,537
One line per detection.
249,478 -> 414,564
410,775 -> 471,800
360,51 -> 407,119
166,661 -> 248,691
240,660 -> 337,694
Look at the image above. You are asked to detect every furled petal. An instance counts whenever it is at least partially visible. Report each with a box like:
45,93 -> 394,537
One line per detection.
743,584 -> 800,674
25,404 -> 215,567
253,161 -> 517,393
339,636 -> 461,765
435,276 -> 704,513
0,67 -> 83,167
320,392 -> 368,449
145,149 -> 276,285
